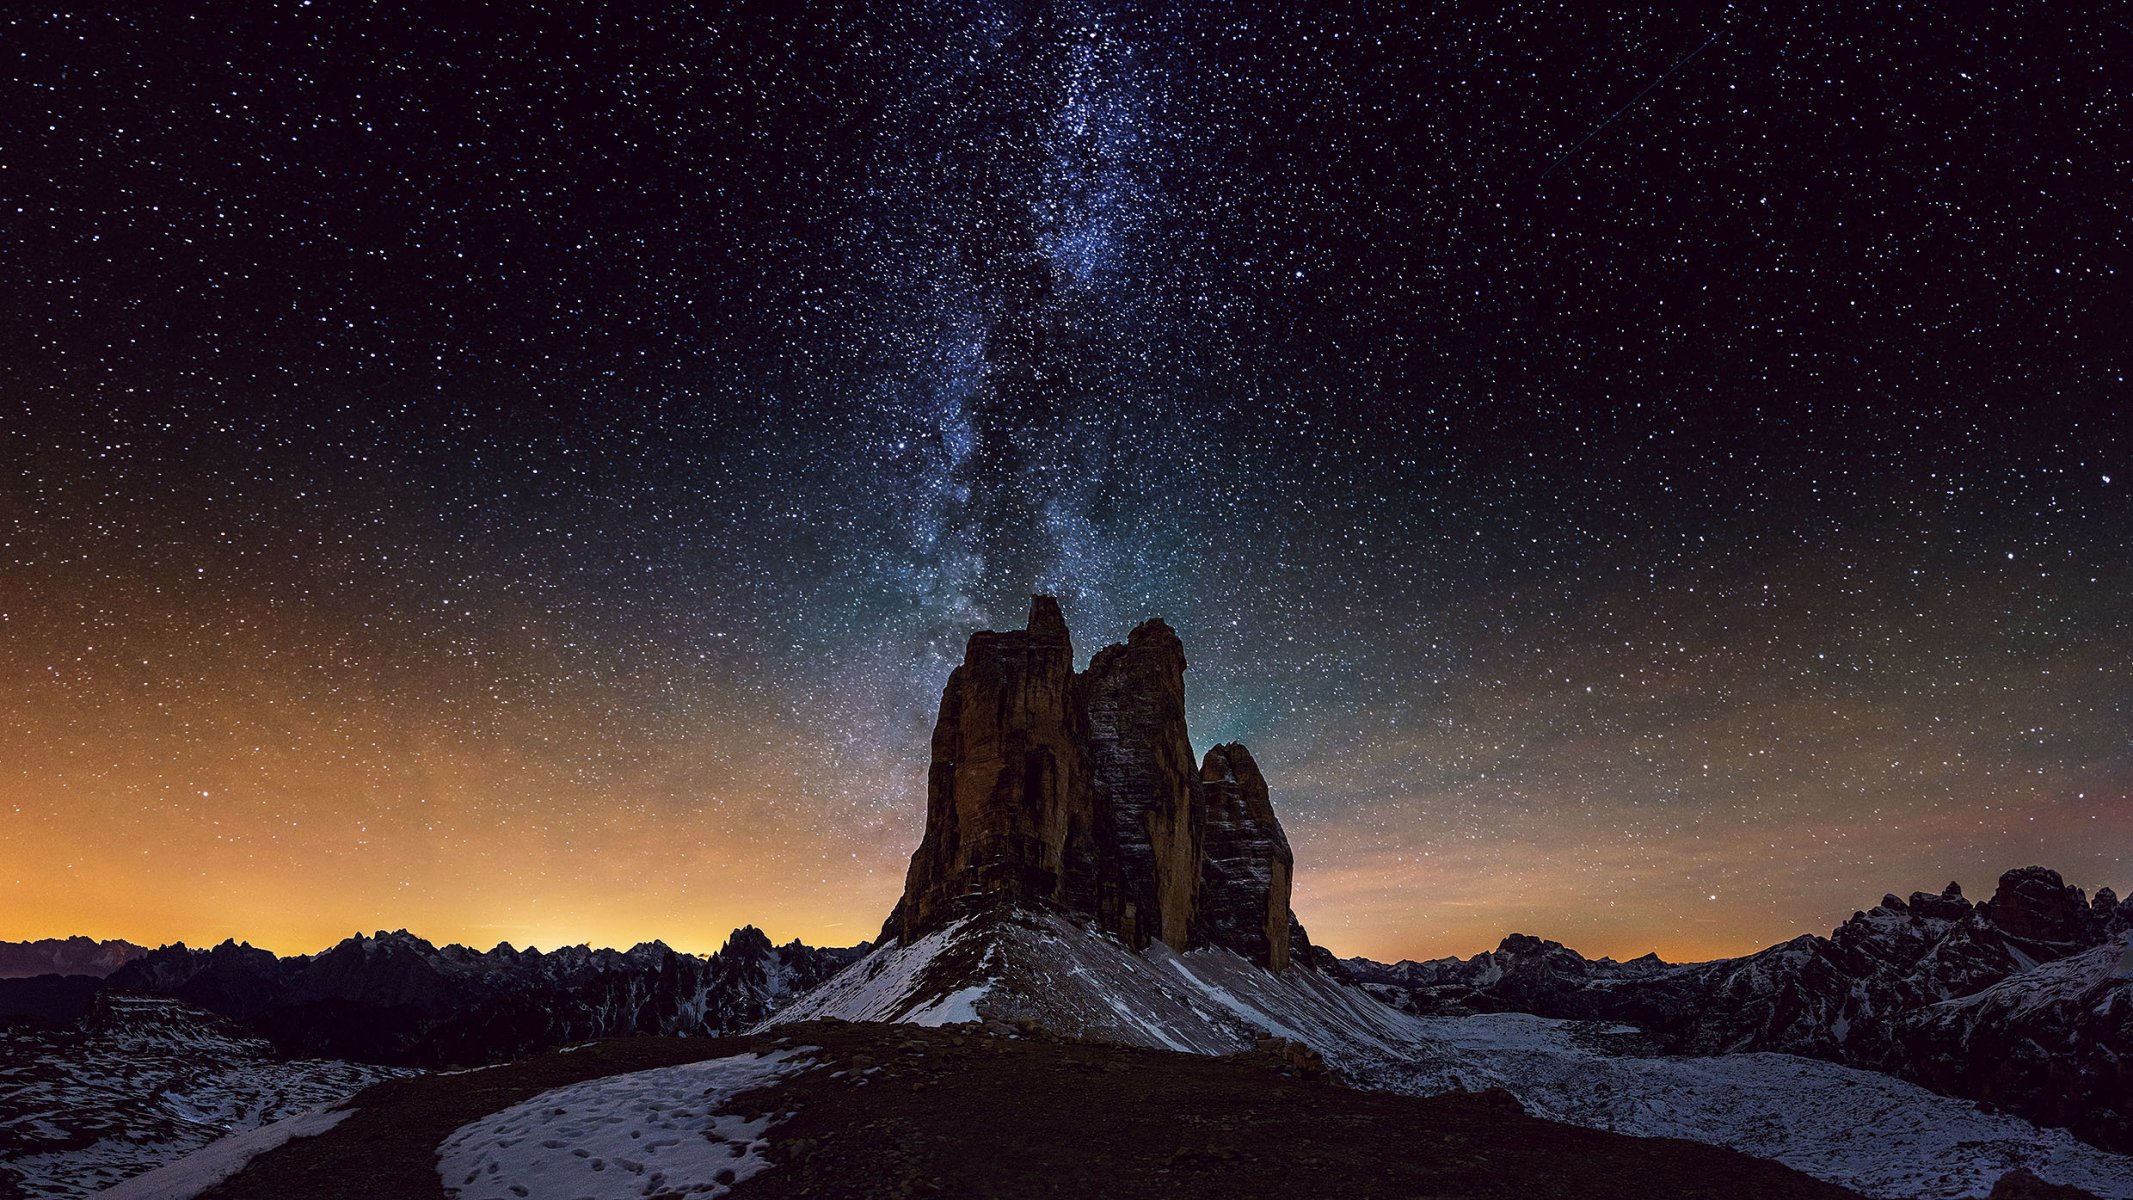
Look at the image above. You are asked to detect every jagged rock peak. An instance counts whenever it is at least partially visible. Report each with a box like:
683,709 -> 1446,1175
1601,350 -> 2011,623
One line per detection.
1982,866 -> 2090,944
885,598 -> 1320,972
883,593 -> 1091,947
1026,593 -> 1069,640
719,926 -> 774,957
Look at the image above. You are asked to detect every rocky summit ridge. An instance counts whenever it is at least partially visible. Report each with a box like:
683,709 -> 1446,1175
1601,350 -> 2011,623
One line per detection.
885,595 -> 1318,972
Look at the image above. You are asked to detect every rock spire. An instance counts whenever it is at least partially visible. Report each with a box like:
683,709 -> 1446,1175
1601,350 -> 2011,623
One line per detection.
884,596 -> 1313,970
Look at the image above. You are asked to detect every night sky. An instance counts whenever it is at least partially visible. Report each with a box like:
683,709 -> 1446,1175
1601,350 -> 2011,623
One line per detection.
4,2 -> 2127,963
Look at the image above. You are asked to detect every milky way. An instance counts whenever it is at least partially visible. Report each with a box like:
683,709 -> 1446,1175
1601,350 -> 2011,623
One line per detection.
3,2 -> 2126,960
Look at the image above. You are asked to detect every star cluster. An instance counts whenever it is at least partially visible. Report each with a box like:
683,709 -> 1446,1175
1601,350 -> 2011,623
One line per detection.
3,2 -> 2126,960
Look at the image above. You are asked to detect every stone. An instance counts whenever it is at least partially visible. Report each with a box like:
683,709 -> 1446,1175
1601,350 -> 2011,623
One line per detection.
1197,742 -> 1298,970
1981,866 -> 2090,944
1080,618 -> 1204,950
884,596 -> 1091,945
884,596 -> 1321,969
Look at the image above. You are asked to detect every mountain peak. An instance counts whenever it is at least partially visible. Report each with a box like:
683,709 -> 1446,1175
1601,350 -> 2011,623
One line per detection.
1982,866 -> 2091,944
1026,593 -> 1068,639
883,600 -> 1314,970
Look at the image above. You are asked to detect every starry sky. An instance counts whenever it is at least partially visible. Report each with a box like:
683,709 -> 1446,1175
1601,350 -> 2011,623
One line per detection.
4,2 -> 2127,964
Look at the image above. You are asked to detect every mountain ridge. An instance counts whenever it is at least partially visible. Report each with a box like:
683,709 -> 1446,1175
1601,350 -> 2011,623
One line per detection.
0,936 -> 149,980
1346,865 -> 2133,1152
28,924 -> 868,1066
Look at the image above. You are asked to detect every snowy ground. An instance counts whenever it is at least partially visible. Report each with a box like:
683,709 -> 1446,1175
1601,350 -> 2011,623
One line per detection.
93,1107 -> 353,1200
764,907 -> 2133,1200
436,1047 -> 814,1200
1385,1012 -> 2133,1200
0,995 -> 410,1199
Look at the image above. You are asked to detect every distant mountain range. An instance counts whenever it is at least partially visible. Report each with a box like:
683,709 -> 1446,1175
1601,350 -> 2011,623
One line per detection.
0,936 -> 148,980
1345,866 -> 2133,1153
0,926 -> 863,1069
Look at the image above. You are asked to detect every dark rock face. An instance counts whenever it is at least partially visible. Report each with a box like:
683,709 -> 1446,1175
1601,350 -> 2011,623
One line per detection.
1197,743 -> 1296,970
1976,866 -> 2093,945
885,595 -> 1090,945
1081,619 -> 1203,952
1907,882 -> 1974,922
0,973 -> 106,1023
113,938 -> 291,1019
887,596 -> 1317,971
99,927 -> 864,1067
1347,866 -> 2133,1153
1899,936 -> 2133,1157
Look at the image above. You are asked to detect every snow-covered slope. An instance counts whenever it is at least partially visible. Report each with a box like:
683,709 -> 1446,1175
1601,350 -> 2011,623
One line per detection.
766,900 -> 2133,1200
764,904 -> 1415,1069
1350,870 -> 2133,1152
94,1107 -> 355,1200
0,993 -> 410,1199
1385,1013 -> 2132,1200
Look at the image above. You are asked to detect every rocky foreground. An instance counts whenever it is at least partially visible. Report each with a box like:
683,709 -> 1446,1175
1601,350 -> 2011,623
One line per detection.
0,993 -> 408,1198
183,1022 -> 1867,1200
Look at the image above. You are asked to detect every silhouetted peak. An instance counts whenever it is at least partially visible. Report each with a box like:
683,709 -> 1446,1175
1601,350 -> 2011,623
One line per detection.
720,925 -> 775,958
1984,866 -> 2088,943
1026,594 -> 1067,638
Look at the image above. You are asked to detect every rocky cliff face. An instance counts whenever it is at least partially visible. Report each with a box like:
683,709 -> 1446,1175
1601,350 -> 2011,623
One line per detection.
885,595 -> 1092,944
1081,618 -> 1204,951
886,596 -> 1313,971
1197,743 -> 1296,970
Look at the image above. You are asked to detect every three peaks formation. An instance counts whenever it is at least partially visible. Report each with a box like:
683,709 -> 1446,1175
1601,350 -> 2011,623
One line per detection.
886,595 -> 1318,973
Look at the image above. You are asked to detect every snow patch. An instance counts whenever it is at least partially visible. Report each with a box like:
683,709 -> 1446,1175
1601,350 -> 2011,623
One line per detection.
907,983 -> 990,1027
436,1048 -> 812,1200
93,1108 -> 352,1200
